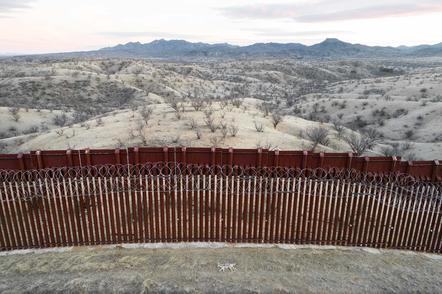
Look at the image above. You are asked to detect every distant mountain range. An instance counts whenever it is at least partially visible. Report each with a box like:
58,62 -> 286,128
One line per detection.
17,38 -> 442,59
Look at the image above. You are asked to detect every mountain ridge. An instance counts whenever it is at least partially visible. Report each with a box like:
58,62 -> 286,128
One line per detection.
14,38 -> 442,59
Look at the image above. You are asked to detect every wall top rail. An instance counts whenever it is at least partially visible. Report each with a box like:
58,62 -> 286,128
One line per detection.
0,147 -> 440,182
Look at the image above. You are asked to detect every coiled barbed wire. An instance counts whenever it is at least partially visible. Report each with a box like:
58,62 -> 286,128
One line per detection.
0,162 -> 425,184
0,162 -> 441,214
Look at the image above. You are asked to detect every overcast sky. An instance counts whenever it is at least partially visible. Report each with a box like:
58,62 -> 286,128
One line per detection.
1,0 -> 442,54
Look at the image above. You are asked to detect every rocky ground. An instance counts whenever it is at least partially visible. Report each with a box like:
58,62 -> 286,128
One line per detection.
1,244 -> 441,293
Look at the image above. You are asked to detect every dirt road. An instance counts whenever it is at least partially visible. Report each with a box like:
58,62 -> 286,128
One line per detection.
1,244 -> 441,293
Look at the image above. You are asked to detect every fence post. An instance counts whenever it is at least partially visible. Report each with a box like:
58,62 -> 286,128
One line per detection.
114,149 -> 121,164
406,161 -> 413,175
17,153 -> 25,170
134,147 -> 140,164
35,150 -> 43,169
228,147 -> 233,166
302,151 -> 308,169
319,152 -> 325,168
66,149 -> 73,166
390,156 -> 397,173
163,147 -> 169,162
181,147 -> 187,164
257,148 -> 262,167
85,148 -> 91,165
274,150 -> 280,167
211,147 -> 216,165
363,157 -> 369,173
346,152 -> 353,169
432,160 -> 440,182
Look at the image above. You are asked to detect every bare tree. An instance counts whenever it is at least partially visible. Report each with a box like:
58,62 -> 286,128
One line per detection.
210,136 -> 223,147
344,129 -> 380,155
259,102 -> 274,117
140,106 -> 153,125
8,107 -> 20,122
228,125 -> 239,137
132,122 -> 149,145
305,127 -> 330,151
166,97 -> 180,112
191,99 -> 205,111
254,121 -> 264,132
188,118 -> 198,130
174,109 -> 183,120
231,98 -> 243,108
0,142 -> 7,152
220,124 -> 228,138
53,114 -> 68,127
205,116 -> 217,133
332,120 -> 345,139
271,112 -> 283,128
195,128 -> 202,140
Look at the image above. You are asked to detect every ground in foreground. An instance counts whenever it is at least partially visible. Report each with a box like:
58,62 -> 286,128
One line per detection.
1,245 -> 441,293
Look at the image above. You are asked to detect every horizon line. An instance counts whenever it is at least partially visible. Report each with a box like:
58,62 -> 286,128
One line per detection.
4,37 -> 442,57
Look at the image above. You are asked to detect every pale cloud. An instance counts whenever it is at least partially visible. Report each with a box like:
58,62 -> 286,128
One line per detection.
98,31 -> 207,40
245,28 -> 352,38
221,0 -> 442,22
0,0 -> 35,15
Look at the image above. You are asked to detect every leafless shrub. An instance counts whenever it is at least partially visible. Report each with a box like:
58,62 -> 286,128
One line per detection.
8,107 -> 20,122
203,109 -> 213,119
22,126 -> 39,135
380,142 -> 414,157
0,142 -> 7,152
259,102 -> 273,117
140,106 -> 153,124
7,126 -> 18,137
191,99 -> 205,111
305,127 -> 330,151
404,130 -> 414,140
254,121 -> 264,132
53,114 -> 68,127
171,135 -> 181,145
174,109 -> 183,120
166,97 -> 180,112
55,129 -> 64,137
256,141 -> 278,150
271,112 -> 283,128
231,98 -> 243,108
344,129 -> 380,155
205,116 -> 217,133
219,100 -> 229,110
115,138 -> 126,148
220,124 -> 228,138
404,152 -> 417,161
195,128 -> 202,140
332,120 -> 345,138
228,125 -> 239,137
132,122 -> 149,145
72,110 -> 91,124
65,130 -> 76,139
210,136 -> 223,147
188,118 -> 198,130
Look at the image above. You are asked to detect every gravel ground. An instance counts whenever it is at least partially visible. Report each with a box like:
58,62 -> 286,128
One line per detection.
0,244 -> 441,293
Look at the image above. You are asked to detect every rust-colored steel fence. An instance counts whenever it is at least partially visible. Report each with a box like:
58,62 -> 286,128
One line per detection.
0,147 -> 440,181
1,163 -> 441,252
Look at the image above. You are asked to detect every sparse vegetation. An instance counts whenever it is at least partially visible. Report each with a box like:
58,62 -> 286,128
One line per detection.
271,113 -> 283,128
0,58 -> 440,160
254,121 -> 264,133
305,127 -> 330,151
